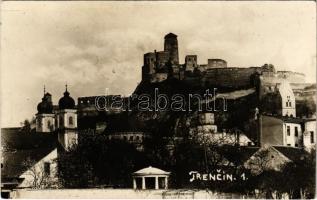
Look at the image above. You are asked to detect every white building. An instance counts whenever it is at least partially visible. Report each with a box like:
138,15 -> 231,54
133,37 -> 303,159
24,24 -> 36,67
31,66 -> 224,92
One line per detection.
260,115 -> 303,148
303,119 -> 316,152
277,79 -> 296,117
190,112 -> 254,146
19,149 -> 58,188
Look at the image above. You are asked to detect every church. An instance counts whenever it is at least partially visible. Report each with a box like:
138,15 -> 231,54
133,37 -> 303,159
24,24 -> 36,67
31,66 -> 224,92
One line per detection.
36,85 -> 78,151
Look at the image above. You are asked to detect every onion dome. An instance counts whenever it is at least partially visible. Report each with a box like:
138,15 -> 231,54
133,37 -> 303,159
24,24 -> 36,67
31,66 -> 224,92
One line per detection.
37,92 -> 53,114
58,85 -> 75,110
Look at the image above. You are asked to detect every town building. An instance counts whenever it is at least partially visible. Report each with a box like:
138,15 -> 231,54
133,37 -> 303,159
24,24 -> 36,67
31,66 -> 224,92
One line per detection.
259,115 -> 303,148
189,112 -> 254,146
1,128 -> 58,194
302,119 -> 316,152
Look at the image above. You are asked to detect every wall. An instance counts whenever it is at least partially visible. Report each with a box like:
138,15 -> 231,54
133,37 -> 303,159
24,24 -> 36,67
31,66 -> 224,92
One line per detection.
11,189 -> 255,199
56,109 -> 77,129
260,115 -> 284,146
58,129 -> 78,151
207,59 -> 227,68
277,71 -> 305,83
19,148 -> 58,188
202,67 -> 260,88
283,122 -> 302,147
36,114 -> 55,133
185,55 -> 197,72
303,120 -> 316,151
105,132 -> 147,151
151,73 -> 168,83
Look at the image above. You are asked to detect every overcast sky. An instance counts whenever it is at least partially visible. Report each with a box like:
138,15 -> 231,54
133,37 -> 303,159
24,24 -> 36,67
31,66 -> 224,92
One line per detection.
1,1 -> 316,127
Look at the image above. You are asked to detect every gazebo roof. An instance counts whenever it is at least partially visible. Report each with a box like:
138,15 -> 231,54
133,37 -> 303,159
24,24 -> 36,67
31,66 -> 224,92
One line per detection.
133,166 -> 170,176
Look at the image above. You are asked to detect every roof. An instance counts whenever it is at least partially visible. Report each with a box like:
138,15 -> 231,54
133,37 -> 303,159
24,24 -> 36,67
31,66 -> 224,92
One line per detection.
220,146 -> 260,165
209,88 -> 256,101
262,115 -> 307,124
133,166 -> 170,176
272,146 -> 309,162
164,33 -> 177,38
1,128 -> 57,179
2,148 -> 56,179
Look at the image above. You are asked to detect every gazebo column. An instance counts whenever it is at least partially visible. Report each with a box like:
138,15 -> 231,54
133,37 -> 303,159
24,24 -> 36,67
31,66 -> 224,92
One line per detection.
155,176 -> 159,189
164,176 -> 168,189
133,178 -> 137,189
142,177 -> 146,189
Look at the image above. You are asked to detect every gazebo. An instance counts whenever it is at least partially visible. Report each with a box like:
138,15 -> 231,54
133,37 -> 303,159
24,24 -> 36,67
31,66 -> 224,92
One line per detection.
132,166 -> 170,190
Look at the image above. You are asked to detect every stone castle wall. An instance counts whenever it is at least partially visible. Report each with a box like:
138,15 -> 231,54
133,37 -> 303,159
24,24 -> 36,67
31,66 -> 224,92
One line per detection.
202,67 -> 261,88
277,71 -> 305,83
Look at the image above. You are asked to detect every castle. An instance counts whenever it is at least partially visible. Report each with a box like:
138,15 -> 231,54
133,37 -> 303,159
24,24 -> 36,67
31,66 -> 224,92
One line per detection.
141,33 -> 305,89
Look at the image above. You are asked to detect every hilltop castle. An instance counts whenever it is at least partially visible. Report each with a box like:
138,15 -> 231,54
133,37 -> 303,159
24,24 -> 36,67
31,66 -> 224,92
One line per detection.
141,33 -> 306,88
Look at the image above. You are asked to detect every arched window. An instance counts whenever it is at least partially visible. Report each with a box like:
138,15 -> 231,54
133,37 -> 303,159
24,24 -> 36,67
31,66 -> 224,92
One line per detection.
47,121 -> 51,129
69,116 -> 73,125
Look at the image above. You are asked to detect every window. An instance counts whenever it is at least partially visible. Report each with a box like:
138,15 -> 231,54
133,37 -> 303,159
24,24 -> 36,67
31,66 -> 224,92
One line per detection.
136,136 -> 140,141
44,162 -> 50,176
311,131 -> 314,143
69,116 -> 73,125
295,127 -> 298,137
123,136 -> 127,141
289,102 -> 292,107
287,126 -> 290,136
287,144 -> 291,146
129,136 -> 133,141
47,121 -> 51,129
286,102 -> 288,107
59,116 -> 63,127
295,143 -> 298,147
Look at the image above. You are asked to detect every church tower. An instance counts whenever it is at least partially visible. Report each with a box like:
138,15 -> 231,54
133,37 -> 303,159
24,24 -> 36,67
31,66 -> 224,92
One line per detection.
164,33 -> 179,65
56,85 -> 78,151
36,86 -> 55,133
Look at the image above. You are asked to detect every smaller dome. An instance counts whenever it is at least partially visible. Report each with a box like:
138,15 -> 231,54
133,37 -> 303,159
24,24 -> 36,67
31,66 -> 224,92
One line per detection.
37,93 -> 53,114
58,87 -> 75,110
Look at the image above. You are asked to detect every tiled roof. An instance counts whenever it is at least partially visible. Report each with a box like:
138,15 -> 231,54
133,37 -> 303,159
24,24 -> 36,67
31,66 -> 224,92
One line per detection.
220,146 -> 260,165
273,146 -> 309,162
1,128 -> 57,179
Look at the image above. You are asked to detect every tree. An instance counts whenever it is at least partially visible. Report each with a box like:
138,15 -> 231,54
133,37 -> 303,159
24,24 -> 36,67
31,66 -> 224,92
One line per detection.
21,157 -> 58,189
21,119 -> 31,133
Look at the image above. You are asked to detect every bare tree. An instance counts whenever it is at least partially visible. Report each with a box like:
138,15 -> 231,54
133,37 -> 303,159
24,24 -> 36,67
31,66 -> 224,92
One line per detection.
21,157 -> 58,189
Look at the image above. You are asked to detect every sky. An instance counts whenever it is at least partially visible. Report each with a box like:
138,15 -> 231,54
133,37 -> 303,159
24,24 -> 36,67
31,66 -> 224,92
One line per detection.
1,1 -> 316,127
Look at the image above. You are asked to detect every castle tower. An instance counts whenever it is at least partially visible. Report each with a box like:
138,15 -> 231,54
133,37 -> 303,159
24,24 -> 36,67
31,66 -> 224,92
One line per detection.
56,85 -> 78,151
185,55 -> 198,72
36,87 -> 55,133
164,33 -> 179,65
142,52 -> 156,80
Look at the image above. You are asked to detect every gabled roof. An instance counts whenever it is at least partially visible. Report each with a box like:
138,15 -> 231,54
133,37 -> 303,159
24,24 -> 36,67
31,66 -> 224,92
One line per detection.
1,128 -> 57,180
133,166 -> 170,176
2,148 -> 56,179
272,146 -> 309,163
220,146 -> 260,165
